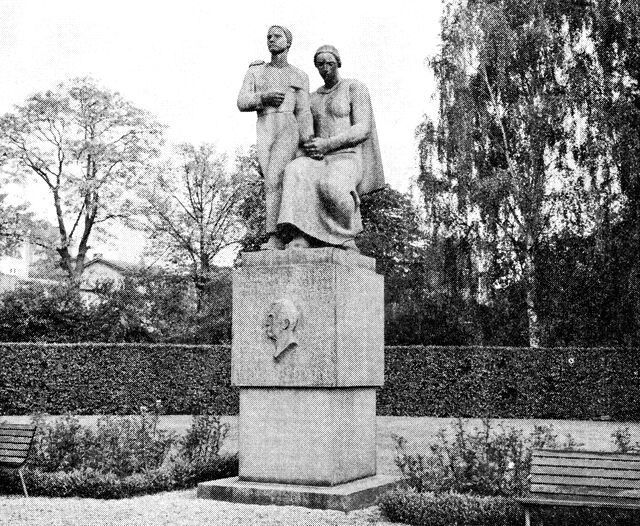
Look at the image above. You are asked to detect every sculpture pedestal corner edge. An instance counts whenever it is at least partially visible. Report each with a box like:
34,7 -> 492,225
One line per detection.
197,475 -> 402,513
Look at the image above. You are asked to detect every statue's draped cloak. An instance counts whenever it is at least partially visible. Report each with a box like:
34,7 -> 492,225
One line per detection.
358,113 -> 385,196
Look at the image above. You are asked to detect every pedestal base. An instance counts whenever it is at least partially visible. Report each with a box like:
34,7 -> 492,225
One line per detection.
197,475 -> 401,512
239,387 -> 376,485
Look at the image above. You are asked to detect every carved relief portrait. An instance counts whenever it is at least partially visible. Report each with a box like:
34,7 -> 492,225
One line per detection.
264,298 -> 300,359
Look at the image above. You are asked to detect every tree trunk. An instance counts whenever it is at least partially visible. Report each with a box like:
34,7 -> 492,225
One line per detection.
524,232 -> 541,348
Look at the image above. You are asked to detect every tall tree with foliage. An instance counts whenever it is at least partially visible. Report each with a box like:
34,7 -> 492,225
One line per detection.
0,77 -> 164,282
419,0 -> 591,346
235,145 -> 265,254
570,0 -> 640,339
136,143 -> 247,308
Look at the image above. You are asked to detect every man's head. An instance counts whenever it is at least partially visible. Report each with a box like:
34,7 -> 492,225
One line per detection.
265,298 -> 300,358
267,25 -> 292,55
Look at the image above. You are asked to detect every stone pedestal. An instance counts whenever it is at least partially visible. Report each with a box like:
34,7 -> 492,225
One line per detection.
197,249 -> 399,511
239,387 -> 376,485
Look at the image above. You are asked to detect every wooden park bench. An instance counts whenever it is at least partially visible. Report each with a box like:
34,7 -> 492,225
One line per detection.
517,448 -> 640,525
0,422 -> 37,497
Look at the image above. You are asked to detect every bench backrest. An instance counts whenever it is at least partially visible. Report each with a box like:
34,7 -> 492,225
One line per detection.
0,423 -> 37,469
530,449 -> 640,506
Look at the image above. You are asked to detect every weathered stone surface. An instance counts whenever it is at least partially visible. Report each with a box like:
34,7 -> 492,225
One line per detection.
232,248 -> 384,387
197,475 -> 401,512
239,248 -> 376,270
238,387 -> 376,486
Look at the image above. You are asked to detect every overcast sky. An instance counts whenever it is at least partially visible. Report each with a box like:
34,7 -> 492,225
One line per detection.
0,0 -> 442,261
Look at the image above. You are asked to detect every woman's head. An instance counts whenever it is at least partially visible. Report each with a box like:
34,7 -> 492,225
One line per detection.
314,45 -> 341,67
314,45 -> 341,84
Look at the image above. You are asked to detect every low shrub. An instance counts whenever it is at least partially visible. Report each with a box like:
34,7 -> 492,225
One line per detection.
393,418 -> 581,497
612,426 -> 640,453
385,418 -> 640,526
378,489 -> 640,526
378,488 -> 521,526
0,408 -> 237,498
30,404 -> 175,476
529,507 -> 640,526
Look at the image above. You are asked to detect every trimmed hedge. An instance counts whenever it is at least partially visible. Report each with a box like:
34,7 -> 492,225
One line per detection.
1,344 -> 639,419
379,346 -> 640,420
378,488 -> 521,526
0,456 -> 239,498
377,488 -> 640,526
0,343 -> 235,415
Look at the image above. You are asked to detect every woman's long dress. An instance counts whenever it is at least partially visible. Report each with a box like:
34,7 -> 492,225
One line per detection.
277,78 -> 384,246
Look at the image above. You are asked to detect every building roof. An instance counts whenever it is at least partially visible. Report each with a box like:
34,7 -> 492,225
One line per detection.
83,256 -> 141,273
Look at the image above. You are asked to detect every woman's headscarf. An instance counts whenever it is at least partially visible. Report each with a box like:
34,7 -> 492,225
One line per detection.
314,45 -> 341,67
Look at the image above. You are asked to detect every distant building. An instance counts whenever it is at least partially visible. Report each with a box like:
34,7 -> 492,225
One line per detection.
0,240 -> 58,292
0,241 -> 32,278
81,256 -> 140,289
79,255 -> 146,302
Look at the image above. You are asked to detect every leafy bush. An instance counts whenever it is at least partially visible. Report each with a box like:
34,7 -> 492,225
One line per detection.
31,404 -> 175,476
393,418 -> 582,497
0,407 -> 237,498
177,411 -> 229,464
378,488 -> 521,526
386,419 -> 640,526
0,271 -> 232,344
612,426 -> 640,453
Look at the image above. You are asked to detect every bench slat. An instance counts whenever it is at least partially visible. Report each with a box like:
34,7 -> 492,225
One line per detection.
0,457 -> 24,469
532,474 -> 640,489
0,448 -> 30,459
0,424 -> 36,431
532,465 -> 640,479
524,449 -> 640,513
0,442 -> 31,453
530,483 -> 640,499
532,457 -> 640,471
518,494 -> 640,510
0,435 -> 35,445
0,429 -> 37,438
533,450 -> 640,462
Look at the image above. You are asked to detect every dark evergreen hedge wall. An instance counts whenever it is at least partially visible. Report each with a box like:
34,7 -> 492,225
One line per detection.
0,343 -> 235,415
1,344 -> 638,420
379,346 -> 640,420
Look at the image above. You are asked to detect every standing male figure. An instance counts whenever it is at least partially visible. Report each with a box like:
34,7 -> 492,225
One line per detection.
238,25 -> 312,250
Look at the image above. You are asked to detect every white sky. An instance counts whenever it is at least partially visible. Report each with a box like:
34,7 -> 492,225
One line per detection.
0,0 -> 442,262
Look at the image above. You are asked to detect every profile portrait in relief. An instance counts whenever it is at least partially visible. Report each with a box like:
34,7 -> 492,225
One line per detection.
264,298 -> 300,358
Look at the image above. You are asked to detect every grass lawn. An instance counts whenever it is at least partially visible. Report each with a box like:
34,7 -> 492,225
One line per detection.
1,415 -> 639,525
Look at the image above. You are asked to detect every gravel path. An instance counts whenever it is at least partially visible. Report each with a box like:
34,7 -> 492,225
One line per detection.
0,489 -> 404,526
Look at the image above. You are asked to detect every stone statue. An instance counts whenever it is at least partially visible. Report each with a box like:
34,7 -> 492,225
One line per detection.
237,25 -> 313,250
277,44 -> 385,252
264,298 -> 300,358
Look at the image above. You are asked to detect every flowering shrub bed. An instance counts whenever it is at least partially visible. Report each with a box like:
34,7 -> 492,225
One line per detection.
0,406 -> 237,498
381,419 -> 640,526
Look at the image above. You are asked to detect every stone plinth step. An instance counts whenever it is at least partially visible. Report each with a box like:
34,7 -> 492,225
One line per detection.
197,475 -> 401,512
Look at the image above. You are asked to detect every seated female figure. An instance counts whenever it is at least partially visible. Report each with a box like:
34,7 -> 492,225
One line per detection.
277,45 -> 384,250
